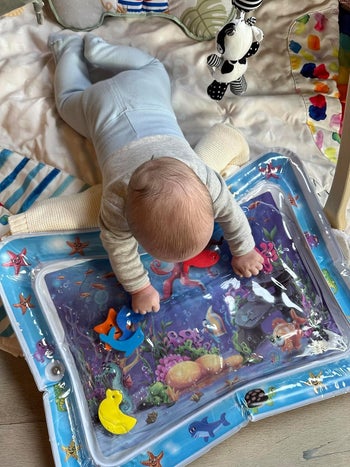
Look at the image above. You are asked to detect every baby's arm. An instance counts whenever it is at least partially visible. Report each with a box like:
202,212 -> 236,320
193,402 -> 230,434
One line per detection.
100,225 -> 160,313
99,200 -> 160,313
130,284 -> 160,314
210,172 -> 263,277
231,248 -> 264,278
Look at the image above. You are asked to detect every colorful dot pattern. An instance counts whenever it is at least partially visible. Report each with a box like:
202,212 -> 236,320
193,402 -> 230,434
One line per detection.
288,9 -> 342,163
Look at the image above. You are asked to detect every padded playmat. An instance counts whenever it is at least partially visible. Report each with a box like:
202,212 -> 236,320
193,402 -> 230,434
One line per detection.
1,150 -> 350,466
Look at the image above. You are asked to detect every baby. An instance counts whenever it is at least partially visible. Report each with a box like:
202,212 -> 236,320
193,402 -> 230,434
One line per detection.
48,33 -> 263,314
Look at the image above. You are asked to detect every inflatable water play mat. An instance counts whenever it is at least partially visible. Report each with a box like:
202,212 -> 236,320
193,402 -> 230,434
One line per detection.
1,150 -> 350,466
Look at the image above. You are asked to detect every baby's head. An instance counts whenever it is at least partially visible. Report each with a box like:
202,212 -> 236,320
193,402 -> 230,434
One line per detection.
125,157 -> 214,262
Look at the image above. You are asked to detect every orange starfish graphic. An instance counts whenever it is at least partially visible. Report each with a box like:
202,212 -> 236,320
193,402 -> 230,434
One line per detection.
66,237 -> 89,255
2,248 -> 30,275
13,293 -> 35,315
61,439 -> 80,461
94,308 -> 122,351
288,193 -> 299,206
141,450 -> 164,467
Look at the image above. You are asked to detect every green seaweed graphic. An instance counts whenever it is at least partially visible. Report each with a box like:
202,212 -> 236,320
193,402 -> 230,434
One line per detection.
181,0 -> 231,40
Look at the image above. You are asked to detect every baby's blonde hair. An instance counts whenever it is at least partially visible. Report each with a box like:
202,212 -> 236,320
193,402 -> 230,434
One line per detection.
125,157 -> 214,261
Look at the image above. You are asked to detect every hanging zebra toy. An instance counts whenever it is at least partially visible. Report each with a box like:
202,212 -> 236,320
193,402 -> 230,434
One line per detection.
207,0 -> 264,100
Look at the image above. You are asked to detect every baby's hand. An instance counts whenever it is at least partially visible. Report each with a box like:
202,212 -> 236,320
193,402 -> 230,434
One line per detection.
231,249 -> 264,278
131,284 -> 160,314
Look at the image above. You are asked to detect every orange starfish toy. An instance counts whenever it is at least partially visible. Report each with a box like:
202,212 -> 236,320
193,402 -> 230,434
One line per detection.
93,308 -> 122,350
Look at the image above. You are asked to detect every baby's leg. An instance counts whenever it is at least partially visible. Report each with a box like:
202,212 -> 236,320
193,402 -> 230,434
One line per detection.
48,33 -> 91,138
84,34 -> 157,73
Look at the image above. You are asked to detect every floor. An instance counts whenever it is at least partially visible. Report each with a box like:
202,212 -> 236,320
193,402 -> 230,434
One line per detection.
0,349 -> 349,466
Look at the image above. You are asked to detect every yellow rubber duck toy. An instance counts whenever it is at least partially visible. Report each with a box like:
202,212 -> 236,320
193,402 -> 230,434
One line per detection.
98,389 -> 137,435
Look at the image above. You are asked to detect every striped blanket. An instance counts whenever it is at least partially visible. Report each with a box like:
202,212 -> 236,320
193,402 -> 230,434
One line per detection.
0,148 -> 89,355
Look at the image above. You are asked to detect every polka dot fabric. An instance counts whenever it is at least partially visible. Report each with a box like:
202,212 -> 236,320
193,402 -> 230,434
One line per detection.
288,8 -> 341,163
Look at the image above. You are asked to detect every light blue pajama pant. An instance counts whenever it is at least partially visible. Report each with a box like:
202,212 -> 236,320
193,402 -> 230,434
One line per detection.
49,34 -> 183,164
